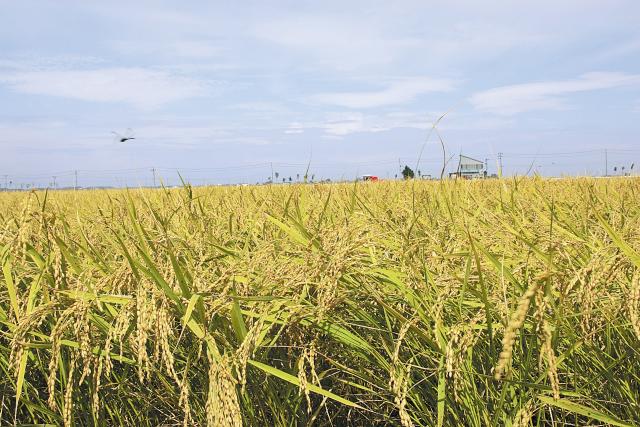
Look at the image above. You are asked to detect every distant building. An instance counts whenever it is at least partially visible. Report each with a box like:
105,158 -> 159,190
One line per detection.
450,155 -> 486,179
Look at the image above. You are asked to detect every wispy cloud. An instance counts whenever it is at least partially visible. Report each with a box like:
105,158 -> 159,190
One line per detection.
322,113 -> 387,136
319,111 -> 441,136
252,10 -> 544,73
254,15 -> 421,70
311,78 -> 455,109
470,72 -> 640,115
0,66 -> 214,109
284,122 -> 305,134
111,40 -> 224,59
591,38 -> 640,63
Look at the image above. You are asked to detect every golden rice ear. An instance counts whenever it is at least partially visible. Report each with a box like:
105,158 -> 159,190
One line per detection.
206,354 -> 242,427
512,399 -> 535,427
630,272 -> 640,340
494,281 -> 540,380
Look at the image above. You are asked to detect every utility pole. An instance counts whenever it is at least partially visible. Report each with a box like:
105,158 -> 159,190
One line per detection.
74,170 -> 78,191
605,149 -> 608,176
52,176 -> 57,189
151,168 -> 156,188
498,152 -> 504,177
270,162 -> 274,183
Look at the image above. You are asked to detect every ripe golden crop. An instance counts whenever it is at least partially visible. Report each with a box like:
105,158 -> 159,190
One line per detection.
0,178 -> 639,426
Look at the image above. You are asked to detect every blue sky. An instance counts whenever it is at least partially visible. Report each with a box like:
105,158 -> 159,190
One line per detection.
1,0 -> 640,186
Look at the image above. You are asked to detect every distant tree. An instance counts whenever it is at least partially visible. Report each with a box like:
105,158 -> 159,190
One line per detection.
417,169 -> 421,177
296,173 -> 300,181
289,177 -> 292,182
394,174 -> 398,179
275,172 -> 279,180
282,177 -> 286,183
311,174 -> 315,181
401,165 -> 415,180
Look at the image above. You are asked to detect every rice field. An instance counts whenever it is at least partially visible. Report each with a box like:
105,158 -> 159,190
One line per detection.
0,177 -> 639,426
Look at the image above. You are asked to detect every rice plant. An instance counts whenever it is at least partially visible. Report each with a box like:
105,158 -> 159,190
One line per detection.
0,177 -> 639,426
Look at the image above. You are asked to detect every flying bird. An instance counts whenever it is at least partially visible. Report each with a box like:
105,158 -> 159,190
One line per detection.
112,128 -> 135,143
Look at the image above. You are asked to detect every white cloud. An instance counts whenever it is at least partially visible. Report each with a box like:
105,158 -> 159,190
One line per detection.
321,111 -> 432,136
0,67 -> 212,109
315,109 -> 515,136
254,15 -> 422,70
284,122 -> 305,134
312,78 -> 455,109
591,38 -> 640,63
470,72 -> 640,115
323,116 -> 378,136
111,40 -> 224,59
252,8 -> 549,72
0,120 -> 64,145
275,111 -> 445,137
132,124 -> 230,142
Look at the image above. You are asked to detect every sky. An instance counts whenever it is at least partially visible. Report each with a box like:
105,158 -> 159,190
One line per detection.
1,0 -> 640,187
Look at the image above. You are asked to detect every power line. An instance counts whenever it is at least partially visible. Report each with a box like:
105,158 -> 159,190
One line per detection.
501,148 -> 640,158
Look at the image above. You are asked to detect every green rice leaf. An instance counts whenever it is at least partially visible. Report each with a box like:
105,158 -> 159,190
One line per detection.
248,360 -> 361,409
538,396 -> 632,427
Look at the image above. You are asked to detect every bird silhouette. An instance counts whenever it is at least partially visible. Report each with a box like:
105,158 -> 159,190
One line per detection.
112,129 -> 135,143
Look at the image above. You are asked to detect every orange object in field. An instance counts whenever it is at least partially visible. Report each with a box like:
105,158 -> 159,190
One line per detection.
361,175 -> 379,182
